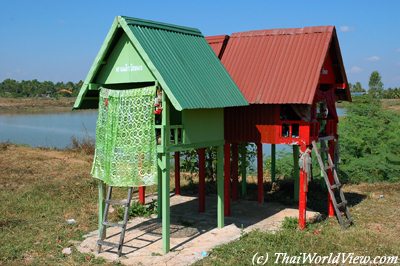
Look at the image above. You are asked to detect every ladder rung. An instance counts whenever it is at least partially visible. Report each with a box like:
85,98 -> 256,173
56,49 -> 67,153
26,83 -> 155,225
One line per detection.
106,199 -> 128,206
325,164 -> 334,170
103,221 -> 124,228
97,239 -> 120,249
343,219 -> 353,228
319,136 -> 335,141
312,140 -> 352,229
330,183 -> 341,190
336,200 -> 347,209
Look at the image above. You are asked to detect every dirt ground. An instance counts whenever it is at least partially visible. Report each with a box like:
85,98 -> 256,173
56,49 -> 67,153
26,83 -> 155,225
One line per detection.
382,98 -> 400,113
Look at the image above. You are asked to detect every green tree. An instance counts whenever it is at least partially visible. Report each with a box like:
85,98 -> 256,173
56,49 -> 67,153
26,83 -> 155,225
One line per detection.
351,81 -> 365,93
382,87 -> 400,99
368,71 -> 384,98
0,79 -> 83,98
339,95 -> 400,182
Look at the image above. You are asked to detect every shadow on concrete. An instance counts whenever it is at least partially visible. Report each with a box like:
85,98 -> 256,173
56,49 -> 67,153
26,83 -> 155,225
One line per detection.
100,178 -> 366,256
102,192 -> 287,256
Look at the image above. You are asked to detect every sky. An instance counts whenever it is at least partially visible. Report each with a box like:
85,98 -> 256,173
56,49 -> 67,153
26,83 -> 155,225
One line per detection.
0,0 -> 399,88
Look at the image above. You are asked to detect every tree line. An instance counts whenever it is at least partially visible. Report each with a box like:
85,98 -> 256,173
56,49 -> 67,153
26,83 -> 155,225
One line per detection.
1,70 -> 399,99
349,71 -> 400,99
0,79 -> 83,98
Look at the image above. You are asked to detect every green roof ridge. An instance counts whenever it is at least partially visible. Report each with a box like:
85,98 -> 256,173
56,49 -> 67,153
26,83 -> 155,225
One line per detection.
73,16 -> 248,110
119,16 -> 202,36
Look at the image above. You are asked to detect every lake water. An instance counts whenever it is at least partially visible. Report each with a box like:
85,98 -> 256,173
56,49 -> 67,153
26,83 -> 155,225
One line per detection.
0,108 -> 346,155
0,111 -> 97,149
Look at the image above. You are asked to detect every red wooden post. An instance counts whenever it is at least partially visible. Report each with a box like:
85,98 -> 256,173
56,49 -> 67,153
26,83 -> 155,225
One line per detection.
328,140 -> 335,217
298,144 -> 308,230
231,143 -> 239,201
139,186 -> 145,205
174,152 -> 181,195
256,143 -> 264,204
224,143 -> 231,216
198,148 -> 206,213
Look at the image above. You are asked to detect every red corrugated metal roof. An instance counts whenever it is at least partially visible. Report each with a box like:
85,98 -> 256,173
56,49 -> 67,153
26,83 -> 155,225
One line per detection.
206,26 -> 349,104
206,35 -> 229,59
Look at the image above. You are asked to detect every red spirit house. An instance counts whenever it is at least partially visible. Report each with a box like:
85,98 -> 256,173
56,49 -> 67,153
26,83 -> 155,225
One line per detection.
206,26 -> 351,228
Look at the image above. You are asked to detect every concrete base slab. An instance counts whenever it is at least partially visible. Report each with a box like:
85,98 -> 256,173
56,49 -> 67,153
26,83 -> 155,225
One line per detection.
78,195 -> 320,265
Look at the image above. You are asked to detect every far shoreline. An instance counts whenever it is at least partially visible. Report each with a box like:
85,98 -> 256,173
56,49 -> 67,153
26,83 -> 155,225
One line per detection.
1,96 -> 398,115
0,97 -> 90,114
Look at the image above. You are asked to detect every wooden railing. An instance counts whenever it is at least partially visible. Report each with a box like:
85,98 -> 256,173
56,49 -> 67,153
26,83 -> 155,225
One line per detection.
170,125 -> 185,145
279,119 -> 336,144
155,124 -> 185,145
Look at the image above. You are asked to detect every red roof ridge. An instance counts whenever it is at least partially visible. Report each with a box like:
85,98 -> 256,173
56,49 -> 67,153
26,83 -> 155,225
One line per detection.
206,25 -> 350,105
231,26 -> 335,38
205,35 -> 229,43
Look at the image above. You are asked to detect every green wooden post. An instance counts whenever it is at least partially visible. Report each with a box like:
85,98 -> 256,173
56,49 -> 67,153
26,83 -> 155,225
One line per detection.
293,145 -> 300,202
240,143 -> 247,197
217,145 -> 224,228
98,181 -> 106,238
271,144 -> 276,182
161,152 -> 170,254
157,153 -> 162,219
161,91 -> 171,254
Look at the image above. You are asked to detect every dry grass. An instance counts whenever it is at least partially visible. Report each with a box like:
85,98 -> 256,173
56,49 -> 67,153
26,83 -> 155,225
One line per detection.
69,136 -> 95,155
0,144 -> 112,265
382,99 -> 400,113
1,144 -> 399,265
0,97 -> 75,114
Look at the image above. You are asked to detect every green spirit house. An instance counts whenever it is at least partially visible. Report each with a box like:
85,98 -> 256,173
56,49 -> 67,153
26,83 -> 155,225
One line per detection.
73,16 -> 247,255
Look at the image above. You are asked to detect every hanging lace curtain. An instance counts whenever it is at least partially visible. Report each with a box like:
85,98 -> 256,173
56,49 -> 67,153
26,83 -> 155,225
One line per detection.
91,86 -> 157,187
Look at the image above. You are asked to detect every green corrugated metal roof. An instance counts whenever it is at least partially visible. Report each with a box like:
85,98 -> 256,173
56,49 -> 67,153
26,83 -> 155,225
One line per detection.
74,16 -> 248,110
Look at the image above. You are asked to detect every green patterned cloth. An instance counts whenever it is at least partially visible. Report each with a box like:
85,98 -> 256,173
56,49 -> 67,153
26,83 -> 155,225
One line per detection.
91,87 -> 157,187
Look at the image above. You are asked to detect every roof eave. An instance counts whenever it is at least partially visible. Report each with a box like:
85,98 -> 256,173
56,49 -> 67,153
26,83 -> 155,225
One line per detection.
332,27 -> 352,102
73,18 -> 120,110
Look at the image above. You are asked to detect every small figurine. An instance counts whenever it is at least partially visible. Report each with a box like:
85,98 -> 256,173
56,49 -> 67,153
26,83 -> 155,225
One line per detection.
154,89 -> 163,115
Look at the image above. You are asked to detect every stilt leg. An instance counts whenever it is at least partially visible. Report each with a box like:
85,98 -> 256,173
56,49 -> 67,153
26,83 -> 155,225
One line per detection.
257,143 -> 264,204
174,152 -> 180,195
162,152 -> 170,254
139,187 -> 145,205
224,143 -> 231,216
198,148 -> 206,213
298,145 -> 308,230
240,143 -> 247,198
271,144 -> 276,182
98,181 -> 106,238
157,154 -> 162,219
231,143 -> 239,201
217,145 -> 224,228
161,86 -> 171,253
293,145 -> 300,202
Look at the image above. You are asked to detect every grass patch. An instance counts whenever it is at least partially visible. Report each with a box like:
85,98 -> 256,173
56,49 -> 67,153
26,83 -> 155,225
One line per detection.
197,182 -> 400,265
0,144 -> 113,265
69,135 -> 95,155
117,200 -> 157,219
1,144 -> 399,265
281,217 -> 298,230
